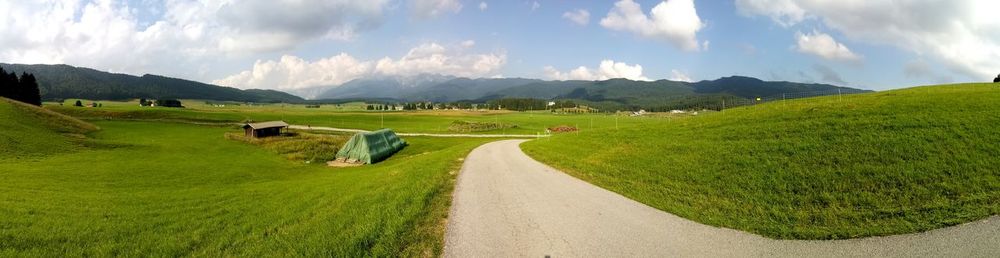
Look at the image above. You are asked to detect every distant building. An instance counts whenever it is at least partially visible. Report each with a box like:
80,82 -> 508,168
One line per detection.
242,121 -> 289,138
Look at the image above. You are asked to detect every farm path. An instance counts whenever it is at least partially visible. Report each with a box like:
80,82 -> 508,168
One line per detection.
288,125 -> 547,138
443,139 -> 1000,257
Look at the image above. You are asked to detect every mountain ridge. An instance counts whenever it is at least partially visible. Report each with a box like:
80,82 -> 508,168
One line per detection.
0,63 -> 304,103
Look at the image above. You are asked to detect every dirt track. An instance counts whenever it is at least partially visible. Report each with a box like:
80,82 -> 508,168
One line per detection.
444,139 -> 1000,257
288,125 -> 546,138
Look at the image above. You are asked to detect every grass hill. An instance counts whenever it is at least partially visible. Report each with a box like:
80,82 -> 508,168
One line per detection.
0,97 -> 99,157
0,63 -> 304,103
522,83 -> 1000,239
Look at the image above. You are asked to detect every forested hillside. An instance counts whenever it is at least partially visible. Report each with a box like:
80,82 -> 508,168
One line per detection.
0,63 -> 303,103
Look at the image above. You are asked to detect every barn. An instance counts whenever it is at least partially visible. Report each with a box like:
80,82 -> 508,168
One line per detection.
242,121 -> 289,138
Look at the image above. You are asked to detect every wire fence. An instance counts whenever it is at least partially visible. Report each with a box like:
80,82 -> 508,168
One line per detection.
639,88 -> 871,112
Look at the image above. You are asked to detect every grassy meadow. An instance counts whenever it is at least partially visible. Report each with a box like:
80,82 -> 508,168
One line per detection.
45,99 -> 653,135
0,99 -> 498,256
3,82 -> 998,257
522,83 -> 1000,239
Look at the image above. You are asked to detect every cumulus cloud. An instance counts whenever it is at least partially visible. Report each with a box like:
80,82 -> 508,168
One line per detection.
669,69 -> 692,82
412,0 -> 463,19
0,0 -> 391,80
479,2 -> 488,11
795,30 -> 862,62
600,0 -> 706,51
735,0 -> 806,27
216,0 -> 388,51
735,0 -> 1000,80
214,42 -> 506,90
563,9 -> 591,25
543,60 -> 650,81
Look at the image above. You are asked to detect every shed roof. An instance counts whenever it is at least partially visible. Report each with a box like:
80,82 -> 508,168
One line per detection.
243,121 -> 289,129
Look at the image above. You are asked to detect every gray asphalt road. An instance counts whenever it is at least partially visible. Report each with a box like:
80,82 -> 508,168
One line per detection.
443,139 -> 1000,257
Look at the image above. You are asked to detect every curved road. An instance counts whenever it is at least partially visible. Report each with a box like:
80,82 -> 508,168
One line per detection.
444,140 -> 1000,257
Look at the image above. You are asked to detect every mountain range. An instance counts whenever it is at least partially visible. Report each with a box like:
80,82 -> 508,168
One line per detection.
311,74 -> 866,110
0,63 -> 868,110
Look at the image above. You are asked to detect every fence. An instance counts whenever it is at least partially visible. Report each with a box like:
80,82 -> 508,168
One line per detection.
639,88 -> 871,112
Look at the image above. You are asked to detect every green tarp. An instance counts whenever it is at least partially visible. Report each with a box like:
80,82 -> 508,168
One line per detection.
335,129 -> 407,164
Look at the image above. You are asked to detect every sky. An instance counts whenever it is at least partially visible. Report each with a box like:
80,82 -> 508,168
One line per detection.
1,0 -> 998,93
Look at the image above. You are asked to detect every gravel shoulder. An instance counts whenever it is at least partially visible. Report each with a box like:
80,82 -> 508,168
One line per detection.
444,139 -> 1000,257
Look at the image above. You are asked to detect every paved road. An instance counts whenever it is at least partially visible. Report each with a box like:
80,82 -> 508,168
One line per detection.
444,140 -> 1000,257
288,125 -> 547,138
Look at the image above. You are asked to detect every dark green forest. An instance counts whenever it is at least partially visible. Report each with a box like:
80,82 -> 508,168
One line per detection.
0,67 -> 41,106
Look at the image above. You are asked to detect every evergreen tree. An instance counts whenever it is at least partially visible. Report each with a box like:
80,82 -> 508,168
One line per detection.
74,100 -> 83,107
19,73 -> 41,106
0,68 -> 10,99
3,70 -> 19,100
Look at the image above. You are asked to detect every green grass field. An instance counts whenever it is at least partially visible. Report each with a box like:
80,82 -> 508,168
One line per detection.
522,83 -> 1000,239
3,82 -> 998,256
44,100 -> 652,135
0,99 -> 497,256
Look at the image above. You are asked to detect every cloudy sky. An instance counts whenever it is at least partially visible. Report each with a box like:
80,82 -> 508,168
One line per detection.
1,0 -> 998,92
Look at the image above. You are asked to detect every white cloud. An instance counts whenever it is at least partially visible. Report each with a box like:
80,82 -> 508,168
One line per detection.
214,42 -> 506,90
213,54 -> 373,91
531,1 -> 540,11
795,30 -> 862,62
0,0 -> 391,80
600,0 -> 706,51
563,9 -> 591,25
669,69 -> 692,82
735,0 -> 806,27
735,0 -> 1000,80
479,2 -> 488,11
544,60 -> 650,81
460,40 -> 476,48
412,0 -> 463,19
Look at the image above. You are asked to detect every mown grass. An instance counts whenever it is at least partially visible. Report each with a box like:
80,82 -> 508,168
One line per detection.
522,83 -> 1000,239
0,98 -> 99,158
46,102 -> 650,135
0,117 -> 495,256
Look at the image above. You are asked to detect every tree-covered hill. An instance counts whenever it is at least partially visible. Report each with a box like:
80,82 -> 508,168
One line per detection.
0,63 -> 303,103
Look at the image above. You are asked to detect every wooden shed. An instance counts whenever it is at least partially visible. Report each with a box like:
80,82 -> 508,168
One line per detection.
242,121 -> 289,138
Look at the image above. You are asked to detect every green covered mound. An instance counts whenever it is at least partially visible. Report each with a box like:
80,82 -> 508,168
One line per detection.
522,83 -> 1000,239
0,98 -> 98,157
336,129 -> 407,164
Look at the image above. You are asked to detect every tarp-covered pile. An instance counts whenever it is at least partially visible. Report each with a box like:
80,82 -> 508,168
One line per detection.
335,129 -> 407,164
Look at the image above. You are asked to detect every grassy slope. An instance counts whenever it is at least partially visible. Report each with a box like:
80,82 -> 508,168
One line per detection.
0,98 -> 98,158
522,83 -> 1000,239
0,118 -> 494,256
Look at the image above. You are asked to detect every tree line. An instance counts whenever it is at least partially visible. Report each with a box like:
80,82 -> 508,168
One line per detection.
0,67 -> 41,106
364,98 -> 586,112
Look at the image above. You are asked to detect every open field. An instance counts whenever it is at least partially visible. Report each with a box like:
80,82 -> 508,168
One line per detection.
0,101 -> 497,256
44,100 -> 657,135
522,83 -> 1000,239
3,83 -> 998,256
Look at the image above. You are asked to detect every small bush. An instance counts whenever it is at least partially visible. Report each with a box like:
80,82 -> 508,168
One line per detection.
447,120 -> 518,132
225,131 -> 347,163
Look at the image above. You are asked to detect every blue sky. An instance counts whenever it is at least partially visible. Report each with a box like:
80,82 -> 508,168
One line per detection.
2,0 -> 997,93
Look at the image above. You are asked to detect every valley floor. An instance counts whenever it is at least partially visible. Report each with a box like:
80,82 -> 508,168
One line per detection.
0,120 -> 494,256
